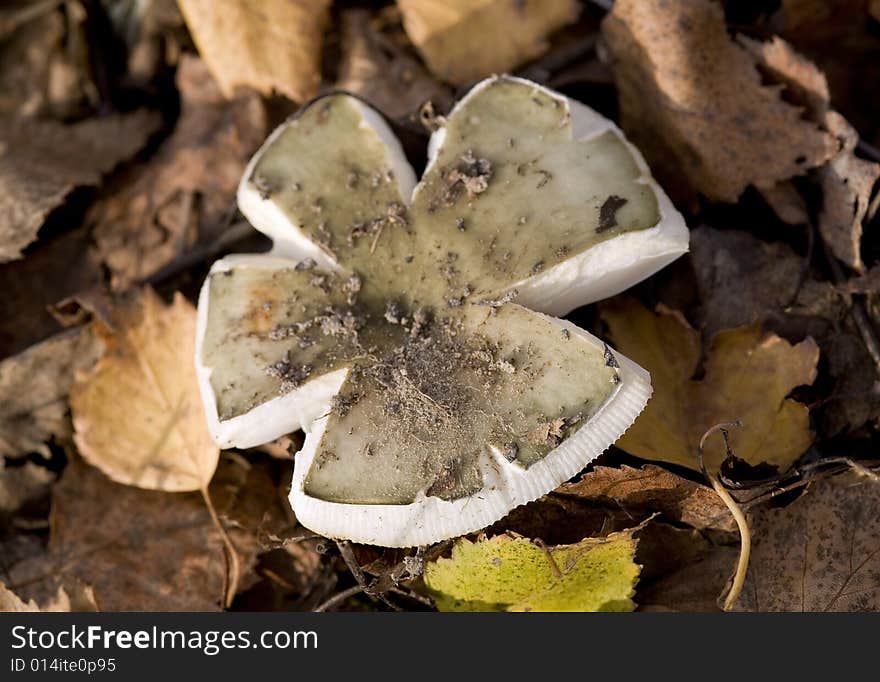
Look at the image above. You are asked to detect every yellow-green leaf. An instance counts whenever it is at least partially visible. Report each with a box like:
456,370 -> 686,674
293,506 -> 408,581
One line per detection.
424,532 -> 640,612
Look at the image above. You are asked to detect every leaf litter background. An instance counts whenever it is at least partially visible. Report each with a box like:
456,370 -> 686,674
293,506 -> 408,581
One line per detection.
1,0 -> 880,612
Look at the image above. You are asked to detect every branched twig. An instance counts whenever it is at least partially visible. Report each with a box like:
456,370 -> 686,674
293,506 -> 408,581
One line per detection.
698,421 -> 750,612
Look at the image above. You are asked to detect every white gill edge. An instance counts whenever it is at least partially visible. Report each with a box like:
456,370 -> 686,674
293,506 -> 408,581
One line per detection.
289,314 -> 652,547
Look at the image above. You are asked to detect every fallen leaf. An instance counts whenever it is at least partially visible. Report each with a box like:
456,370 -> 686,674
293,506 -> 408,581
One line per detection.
6,455 -> 284,611
690,226 -> 844,339
766,0 -> 880,148
177,0 -> 330,103
638,545 -> 738,612
397,0 -> 579,86
0,223 -> 105,359
71,288 -> 218,492
816,123 -> 880,273
0,460 -> 54,514
740,36 -> 880,271
0,581 -> 39,612
0,328 -> 101,458
424,531 -> 640,612
0,5 -> 98,119
0,110 -> 161,262
336,9 -> 452,122
601,0 -> 837,204
734,473 -> 880,611
557,464 -> 733,532
89,56 -> 266,289
601,298 -> 819,472
690,227 -> 880,436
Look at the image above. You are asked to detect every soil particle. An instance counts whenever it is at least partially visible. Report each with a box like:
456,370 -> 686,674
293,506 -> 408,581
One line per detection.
597,195 -> 629,233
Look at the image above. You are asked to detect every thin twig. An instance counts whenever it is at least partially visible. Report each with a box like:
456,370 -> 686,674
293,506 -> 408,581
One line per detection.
698,421 -> 750,612
314,585 -> 364,612
201,488 -> 241,609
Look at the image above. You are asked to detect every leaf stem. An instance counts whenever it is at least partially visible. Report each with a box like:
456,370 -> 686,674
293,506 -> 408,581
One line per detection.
200,487 -> 241,609
698,421 -> 751,611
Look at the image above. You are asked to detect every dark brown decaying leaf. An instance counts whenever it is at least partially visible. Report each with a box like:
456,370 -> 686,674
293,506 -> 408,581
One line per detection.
0,328 -> 101,459
601,0 -> 837,204
6,455 -> 294,611
690,226 -> 844,340
0,6 -> 98,119
397,0 -> 579,86
337,9 -> 452,122
734,474 -> 880,611
638,545 -> 739,612
177,0 -> 331,103
556,464 -> 733,532
0,223 -> 104,359
0,110 -> 161,262
89,56 -> 266,289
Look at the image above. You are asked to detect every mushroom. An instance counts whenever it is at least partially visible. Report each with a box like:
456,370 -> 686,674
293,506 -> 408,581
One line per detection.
195,76 -> 688,547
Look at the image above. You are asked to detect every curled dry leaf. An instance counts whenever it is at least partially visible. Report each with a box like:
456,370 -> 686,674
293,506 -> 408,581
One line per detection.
0,328 -> 101,458
397,0 -> 579,85
70,288 -> 218,492
601,0 -> 837,204
337,9 -> 452,122
556,464 -> 733,532
0,581 -> 39,612
741,35 -> 880,271
424,531 -> 640,612
0,110 -> 161,262
601,298 -> 819,473
734,473 -> 880,611
177,0 -> 330,103
89,56 -> 267,289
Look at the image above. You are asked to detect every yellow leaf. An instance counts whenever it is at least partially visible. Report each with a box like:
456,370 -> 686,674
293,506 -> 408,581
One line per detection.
424,532 -> 640,612
601,298 -> 819,473
397,0 -> 578,86
177,0 -> 331,103
71,289 -> 219,492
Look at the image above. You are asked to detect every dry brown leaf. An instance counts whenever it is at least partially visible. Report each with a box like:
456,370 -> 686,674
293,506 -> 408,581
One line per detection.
0,459 -> 54,514
816,123 -> 880,273
0,223 -> 104,358
601,0 -> 837,204
557,464 -> 733,532
638,544 -> 738,612
0,110 -> 160,262
741,36 -> 880,271
601,298 -> 819,473
0,328 -> 101,458
0,581 -> 39,612
397,0 -> 578,86
177,0 -> 330,103
70,288 -> 218,492
0,5 -> 98,119
89,56 -> 266,289
6,455 -> 288,611
337,9 -> 452,122
734,473 -> 880,611
690,226 -> 844,340
767,0 -> 880,149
